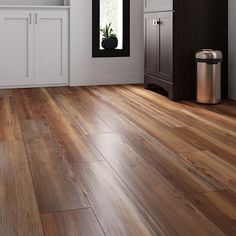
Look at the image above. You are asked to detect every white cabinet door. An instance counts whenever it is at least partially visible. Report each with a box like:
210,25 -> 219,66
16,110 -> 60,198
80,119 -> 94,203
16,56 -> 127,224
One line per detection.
0,10 -> 34,86
34,10 -> 68,85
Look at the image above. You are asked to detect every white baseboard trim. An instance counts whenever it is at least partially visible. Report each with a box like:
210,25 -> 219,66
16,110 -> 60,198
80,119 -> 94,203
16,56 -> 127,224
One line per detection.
0,83 -> 69,89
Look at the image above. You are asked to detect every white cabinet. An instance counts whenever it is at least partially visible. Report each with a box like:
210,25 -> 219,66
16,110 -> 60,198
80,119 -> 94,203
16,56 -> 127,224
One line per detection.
0,9 -> 69,87
0,10 -> 34,86
34,10 -> 68,85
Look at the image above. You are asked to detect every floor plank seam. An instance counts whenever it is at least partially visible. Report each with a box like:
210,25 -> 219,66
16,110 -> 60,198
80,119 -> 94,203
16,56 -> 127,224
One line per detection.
10,92 -> 46,235
89,205 -> 107,236
68,165 -> 108,236
84,87 -> 194,158
40,206 -> 92,215
51,88 -> 117,161
184,189 -> 229,197
86,136 -> 167,235
3,86 -> 235,235
37,90 -> 109,235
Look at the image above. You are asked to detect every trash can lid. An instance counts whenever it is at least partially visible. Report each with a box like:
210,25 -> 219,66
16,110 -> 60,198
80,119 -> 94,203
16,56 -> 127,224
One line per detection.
196,49 -> 223,60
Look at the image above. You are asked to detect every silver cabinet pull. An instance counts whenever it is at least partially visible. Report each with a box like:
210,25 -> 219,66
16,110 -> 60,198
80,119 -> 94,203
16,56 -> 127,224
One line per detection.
153,19 -> 161,26
35,13 -> 38,25
29,13 -> 32,24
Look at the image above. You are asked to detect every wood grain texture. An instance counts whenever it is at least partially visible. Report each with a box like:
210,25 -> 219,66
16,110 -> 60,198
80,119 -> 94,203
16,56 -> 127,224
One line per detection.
24,135 -> 89,213
188,190 -> 236,235
56,94 -> 113,135
75,161 -> 165,236
0,85 -> 236,235
89,133 -> 224,235
34,88 -> 104,164
0,141 -> 44,236
180,151 -> 236,194
88,112 -> 215,194
88,86 -> 198,153
0,96 -> 22,141
12,89 -> 43,120
41,209 -> 105,236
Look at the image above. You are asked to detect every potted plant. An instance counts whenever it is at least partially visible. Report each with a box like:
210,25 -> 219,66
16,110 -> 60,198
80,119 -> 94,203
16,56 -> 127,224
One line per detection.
100,23 -> 118,50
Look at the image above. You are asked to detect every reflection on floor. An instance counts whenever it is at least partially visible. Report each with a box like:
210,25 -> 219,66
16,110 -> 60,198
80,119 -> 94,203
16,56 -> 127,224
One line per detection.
0,85 -> 236,235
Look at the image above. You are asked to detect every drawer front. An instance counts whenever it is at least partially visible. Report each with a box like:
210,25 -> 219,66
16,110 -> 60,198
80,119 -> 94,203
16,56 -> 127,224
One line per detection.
144,0 -> 173,12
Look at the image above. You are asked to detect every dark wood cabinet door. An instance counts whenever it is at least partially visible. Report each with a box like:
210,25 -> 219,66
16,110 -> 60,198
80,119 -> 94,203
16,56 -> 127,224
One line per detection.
144,0 -> 173,12
157,11 -> 173,82
144,13 -> 158,77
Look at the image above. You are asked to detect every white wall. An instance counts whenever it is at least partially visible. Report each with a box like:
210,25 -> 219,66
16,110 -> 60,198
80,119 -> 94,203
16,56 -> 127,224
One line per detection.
70,0 -> 144,86
229,0 -> 236,100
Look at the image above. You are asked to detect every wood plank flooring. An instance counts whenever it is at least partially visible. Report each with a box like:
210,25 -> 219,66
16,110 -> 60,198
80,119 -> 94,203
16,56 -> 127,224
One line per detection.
0,85 -> 236,235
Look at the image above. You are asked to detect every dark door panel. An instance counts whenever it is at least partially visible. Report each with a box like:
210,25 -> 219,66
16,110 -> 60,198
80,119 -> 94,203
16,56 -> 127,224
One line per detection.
157,11 -> 173,82
144,13 -> 158,77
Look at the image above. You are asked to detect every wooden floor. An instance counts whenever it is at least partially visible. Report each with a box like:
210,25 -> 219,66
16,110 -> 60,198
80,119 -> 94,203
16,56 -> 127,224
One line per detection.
1,85 -> 236,236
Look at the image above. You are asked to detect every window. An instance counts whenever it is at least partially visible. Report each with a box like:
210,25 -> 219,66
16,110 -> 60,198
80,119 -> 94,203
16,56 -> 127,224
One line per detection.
92,0 -> 130,57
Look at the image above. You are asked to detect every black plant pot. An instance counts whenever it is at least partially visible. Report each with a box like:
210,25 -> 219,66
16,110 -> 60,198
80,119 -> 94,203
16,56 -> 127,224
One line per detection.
101,37 -> 118,50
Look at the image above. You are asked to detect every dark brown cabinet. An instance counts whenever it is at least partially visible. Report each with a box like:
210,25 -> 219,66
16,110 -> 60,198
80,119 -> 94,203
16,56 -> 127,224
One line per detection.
145,12 -> 173,82
144,13 -> 158,77
144,0 -> 228,100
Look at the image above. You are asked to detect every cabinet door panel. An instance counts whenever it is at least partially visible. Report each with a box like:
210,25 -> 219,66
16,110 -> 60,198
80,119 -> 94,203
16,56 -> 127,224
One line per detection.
144,0 -> 173,12
144,13 -> 158,77
157,11 -> 173,82
0,10 -> 34,86
34,10 -> 68,85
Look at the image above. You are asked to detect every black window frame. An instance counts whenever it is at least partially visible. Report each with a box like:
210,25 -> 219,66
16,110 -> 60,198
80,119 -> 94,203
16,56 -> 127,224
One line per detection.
92,0 -> 130,58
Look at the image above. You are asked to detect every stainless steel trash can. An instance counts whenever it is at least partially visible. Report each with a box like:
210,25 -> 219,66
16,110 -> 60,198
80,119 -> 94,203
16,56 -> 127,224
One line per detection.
195,49 -> 223,104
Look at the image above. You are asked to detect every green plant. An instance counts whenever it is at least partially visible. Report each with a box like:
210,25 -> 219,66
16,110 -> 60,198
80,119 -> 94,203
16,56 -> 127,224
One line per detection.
100,23 -> 117,39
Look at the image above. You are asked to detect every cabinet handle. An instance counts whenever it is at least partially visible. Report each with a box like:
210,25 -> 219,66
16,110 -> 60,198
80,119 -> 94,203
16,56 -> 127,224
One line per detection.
153,20 -> 161,26
29,13 -> 32,24
35,13 -> 38,25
